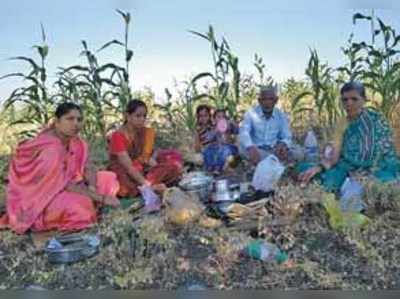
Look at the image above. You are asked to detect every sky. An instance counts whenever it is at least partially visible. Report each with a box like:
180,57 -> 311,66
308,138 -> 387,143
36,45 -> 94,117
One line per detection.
1,0 -> 399,103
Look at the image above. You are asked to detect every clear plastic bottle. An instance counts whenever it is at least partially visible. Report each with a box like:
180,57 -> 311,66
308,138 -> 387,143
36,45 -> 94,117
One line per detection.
304,130 -> 319,162
245,240 -> 288,264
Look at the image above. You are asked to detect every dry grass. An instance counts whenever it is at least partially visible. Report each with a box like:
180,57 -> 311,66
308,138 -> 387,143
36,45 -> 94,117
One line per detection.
0,178 -> 399,290
392,117 -> 400,154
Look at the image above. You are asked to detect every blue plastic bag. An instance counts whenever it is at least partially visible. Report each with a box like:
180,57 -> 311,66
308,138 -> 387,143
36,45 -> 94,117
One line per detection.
140,186 -> 161,213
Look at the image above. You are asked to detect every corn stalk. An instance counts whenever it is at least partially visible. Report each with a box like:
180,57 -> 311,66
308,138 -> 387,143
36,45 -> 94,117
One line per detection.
0,24 -> 54,138
55,10 -> 134,140
189,25 -> 242,120
304,49 -> 342,128
348,12 -> 400,123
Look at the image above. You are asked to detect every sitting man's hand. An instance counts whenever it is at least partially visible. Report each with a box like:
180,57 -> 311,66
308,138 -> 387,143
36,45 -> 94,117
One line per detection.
298,166 -> 322,185
274,142 -> 289,162
247,146 -> 261,166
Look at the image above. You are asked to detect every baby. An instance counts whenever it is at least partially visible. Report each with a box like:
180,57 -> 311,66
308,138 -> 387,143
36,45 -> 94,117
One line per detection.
202,109 -> 239,173
213,109 -> 239,145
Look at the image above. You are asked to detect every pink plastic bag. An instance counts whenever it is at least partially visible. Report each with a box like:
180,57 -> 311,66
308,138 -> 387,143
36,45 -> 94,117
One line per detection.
96,171 -> 120,197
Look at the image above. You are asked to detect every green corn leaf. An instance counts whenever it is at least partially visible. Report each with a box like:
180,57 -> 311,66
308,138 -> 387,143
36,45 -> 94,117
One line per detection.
9,56 -> 39,71
116,9 -> 131,24
352,13 -> 372,25
126,49 -> 134,62
291,91 -> 312,110
191,72 -> 215,85
0,73 -> 25,80
34,45 -> 49,59
188,30 -> 210,41
97,39 -> 125,52
60,65 -> 90,73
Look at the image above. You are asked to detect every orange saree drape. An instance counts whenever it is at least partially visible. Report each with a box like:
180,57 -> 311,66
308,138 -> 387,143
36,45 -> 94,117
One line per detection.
108,128 -> 182,197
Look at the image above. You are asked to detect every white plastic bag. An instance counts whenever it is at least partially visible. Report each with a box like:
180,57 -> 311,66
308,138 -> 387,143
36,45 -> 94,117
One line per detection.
251,154 -> 285,192
340,177 -> 365,212
164,187 -> 205,225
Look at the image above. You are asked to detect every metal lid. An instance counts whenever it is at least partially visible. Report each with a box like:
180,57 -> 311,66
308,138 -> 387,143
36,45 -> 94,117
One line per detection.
179,172 -> 212,190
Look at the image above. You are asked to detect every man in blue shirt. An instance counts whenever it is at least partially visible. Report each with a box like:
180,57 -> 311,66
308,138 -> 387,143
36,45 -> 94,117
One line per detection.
239,85 -> 292,165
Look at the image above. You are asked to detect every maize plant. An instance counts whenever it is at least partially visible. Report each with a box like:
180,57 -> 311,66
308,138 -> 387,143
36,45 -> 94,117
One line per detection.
348,12 -> 400,123
55,10 -> 134,140
337,34 -> 365,82
97,9 -> 134,115
281,77 -> 312,133
189,25 -> 242,120
1,24 -> 55,138
172,80 -> 204,132
303,48 -> 342,128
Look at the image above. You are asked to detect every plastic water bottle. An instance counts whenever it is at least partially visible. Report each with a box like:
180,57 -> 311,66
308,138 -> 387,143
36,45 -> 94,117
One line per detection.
304,130 -> 319,162
245,240 -> 288,264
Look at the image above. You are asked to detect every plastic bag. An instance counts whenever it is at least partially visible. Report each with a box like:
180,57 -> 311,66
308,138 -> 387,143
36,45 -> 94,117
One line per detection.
340,177 -> 365,212
323,194 -> 369,231
140,186 -> 161,213
251,154 -> 285,192
96,171 -> 120,197
164,187 -> 204,225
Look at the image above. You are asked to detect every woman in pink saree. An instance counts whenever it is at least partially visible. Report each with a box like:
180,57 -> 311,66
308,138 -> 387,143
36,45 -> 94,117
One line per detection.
0,102 -> 120,234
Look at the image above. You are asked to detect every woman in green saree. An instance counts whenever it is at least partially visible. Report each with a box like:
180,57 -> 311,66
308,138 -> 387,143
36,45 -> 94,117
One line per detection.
298,81 -> 400,192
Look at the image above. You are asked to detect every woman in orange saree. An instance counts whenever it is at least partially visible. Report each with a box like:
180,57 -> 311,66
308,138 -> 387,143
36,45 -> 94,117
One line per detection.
0,102 -> 120,234
108,99 -> 182,197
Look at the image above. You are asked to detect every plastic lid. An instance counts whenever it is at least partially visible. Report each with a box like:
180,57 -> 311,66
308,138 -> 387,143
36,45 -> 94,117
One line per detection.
246,240 -> 262,259
276,251 -> 288,264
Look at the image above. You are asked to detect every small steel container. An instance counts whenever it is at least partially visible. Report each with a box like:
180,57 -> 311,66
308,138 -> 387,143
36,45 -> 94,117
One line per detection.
179,172 -> 213,202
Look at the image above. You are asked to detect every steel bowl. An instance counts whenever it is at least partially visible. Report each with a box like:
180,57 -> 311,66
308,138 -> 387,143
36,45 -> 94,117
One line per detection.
45,234 -> 100,264
179,172 -> 213,202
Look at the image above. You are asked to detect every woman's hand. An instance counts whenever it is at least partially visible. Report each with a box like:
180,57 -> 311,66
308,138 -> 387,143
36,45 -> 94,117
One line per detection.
148,157 -> 158,168
84,162 -> 98,188
138,181 -> 166,195
102,195 -> 120,207
298,166 -> 322,185
321,143 -> 340,170
152,183 -> 167,193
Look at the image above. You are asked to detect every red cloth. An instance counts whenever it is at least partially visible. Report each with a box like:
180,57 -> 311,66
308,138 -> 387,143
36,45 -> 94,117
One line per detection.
108,129 -> 182,197
155,149 -> 183,169
109,131 -> 129,154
